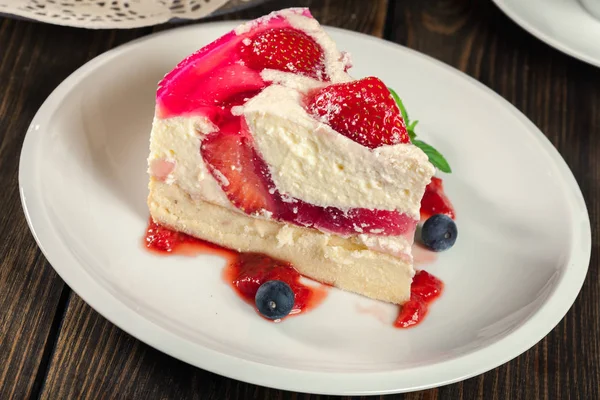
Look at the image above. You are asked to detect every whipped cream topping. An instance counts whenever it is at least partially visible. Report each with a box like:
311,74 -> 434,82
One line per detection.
260,69 -> 326,92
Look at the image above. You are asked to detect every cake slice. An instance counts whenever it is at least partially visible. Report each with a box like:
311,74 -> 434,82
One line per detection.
147,8 -> 435,304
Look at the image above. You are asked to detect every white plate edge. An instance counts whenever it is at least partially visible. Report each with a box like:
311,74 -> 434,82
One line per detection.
492,0 -> 600,68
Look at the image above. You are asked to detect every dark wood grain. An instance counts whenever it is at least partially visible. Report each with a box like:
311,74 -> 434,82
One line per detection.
0,0 -> 388,398
1,0 -> 598,398
0,15 -> 156,399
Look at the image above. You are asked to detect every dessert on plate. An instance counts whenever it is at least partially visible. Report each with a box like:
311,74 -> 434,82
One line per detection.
146,8 -> 454,311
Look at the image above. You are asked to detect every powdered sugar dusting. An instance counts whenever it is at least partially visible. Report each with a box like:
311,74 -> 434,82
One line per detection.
284,11 -> 352,83
260,69 -> 325,92
310,90 -> 342,121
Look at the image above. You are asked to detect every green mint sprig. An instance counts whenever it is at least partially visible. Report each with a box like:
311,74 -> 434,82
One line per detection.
388,88 -> 452,173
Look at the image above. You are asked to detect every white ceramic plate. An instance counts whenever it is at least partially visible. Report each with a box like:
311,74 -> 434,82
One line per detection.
19,22 -> 591,395
493,0 -> 600,68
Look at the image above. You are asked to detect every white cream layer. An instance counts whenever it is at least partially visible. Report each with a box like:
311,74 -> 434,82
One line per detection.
242,84 -> 435,219
147,115 -> 232,208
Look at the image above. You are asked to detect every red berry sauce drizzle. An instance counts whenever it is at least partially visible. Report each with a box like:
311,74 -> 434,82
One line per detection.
420,177 -> 455,221
223,253 -> 327,319
394,270 -> 444,328
145,219 -> 326,319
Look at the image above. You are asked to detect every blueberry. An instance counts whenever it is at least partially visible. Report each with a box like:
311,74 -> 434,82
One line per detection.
421,214 -> 457,252
255,280 -> 295,320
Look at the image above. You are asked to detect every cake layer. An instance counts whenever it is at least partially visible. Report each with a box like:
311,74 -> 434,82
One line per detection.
148,179 -> 414,304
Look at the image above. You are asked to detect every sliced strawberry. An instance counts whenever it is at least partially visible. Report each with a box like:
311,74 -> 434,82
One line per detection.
201,120 -> 275,215
239,28 -> 326,80
420,177 -> 455,221
306,76 -> 410,148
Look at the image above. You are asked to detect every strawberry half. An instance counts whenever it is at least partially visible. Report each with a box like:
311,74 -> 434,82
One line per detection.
239,28 -> 326,80
306,76 -> 410,148
201,120 -> 274,215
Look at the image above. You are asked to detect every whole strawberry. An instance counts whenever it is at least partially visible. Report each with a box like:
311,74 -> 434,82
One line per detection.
306,76 -> 410,148
240,28 -> 327,80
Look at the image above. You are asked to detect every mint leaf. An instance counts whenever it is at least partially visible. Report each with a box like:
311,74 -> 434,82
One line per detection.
407,120 -> 418,140
388,87 -> 409,124
412,139 -> 452,173
387,87 -> 452,173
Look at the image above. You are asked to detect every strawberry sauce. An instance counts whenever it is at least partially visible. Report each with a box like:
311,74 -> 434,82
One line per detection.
394,270 -> 443,328
223,253 -> 327,318
144,219 -> 326,319
420,177 -> 455,221
144,219 -> 444,328
145,218 -> 232,258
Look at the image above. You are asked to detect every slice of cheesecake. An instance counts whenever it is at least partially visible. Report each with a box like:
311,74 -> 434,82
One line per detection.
147,8 -> 435,304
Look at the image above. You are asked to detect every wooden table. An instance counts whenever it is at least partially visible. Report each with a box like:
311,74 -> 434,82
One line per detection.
1,0 -> 598,398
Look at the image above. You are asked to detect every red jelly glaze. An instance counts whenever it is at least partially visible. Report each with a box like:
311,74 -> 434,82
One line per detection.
420,177 -> 455,221
394,270 -> 444,328
144,219 -> 326,319
156,11 -> 315,119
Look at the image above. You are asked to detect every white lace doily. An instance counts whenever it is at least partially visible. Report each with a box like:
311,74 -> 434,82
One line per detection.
0,0 -> 260,29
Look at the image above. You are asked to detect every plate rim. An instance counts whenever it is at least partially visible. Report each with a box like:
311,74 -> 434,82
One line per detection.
18,21 -> 592,395
492,0 -> 600,68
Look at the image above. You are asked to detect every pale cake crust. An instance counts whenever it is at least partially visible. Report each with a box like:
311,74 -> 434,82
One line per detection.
148,179 -> 413,304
